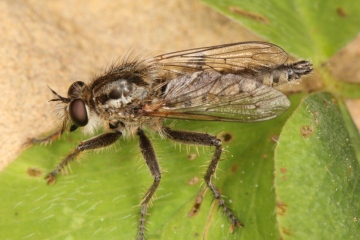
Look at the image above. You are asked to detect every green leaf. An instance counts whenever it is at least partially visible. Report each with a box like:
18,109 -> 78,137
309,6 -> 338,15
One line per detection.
3,1 -> 360,240
0,95 -> 303,240
275,92 -> 360,239
202,0 -> 360,63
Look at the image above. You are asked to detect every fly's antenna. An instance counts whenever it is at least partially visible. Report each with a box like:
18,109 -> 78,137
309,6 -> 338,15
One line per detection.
48,86 -> 70,103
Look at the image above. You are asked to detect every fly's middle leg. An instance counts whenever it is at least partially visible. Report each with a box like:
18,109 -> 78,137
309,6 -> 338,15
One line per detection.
162,127 -> 243,231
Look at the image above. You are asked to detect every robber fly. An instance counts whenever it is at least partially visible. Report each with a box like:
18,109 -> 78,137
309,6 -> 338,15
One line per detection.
29,42 -> 312,240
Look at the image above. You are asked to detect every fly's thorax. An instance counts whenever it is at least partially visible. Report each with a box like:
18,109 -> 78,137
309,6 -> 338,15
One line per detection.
91,78 -> 150,121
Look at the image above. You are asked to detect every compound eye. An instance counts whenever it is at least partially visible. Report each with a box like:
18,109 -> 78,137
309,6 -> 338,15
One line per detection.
69,99 -> 88,126
68,81 -> 85,97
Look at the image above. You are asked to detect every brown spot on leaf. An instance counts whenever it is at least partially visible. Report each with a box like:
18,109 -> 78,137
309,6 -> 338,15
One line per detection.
313,118 -> 319,125
271,134 -> 279,143
217,132 -> 234,143
300,125 -> 314,138
228,6 -> 270,24
188,176 -> 199,185
231,164 -> 238,173
310,111 -> 319,125
336,7 -> 347,18
277,201 -> 287,216
27,167 -> 42,177
188,153 -> 198,160
188,187 -> 206,217
282,227 -> 292,236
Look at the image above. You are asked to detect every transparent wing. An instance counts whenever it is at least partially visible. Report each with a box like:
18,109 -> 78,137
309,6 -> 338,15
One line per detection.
143,72 -> 291,122
152,41 -> 288,76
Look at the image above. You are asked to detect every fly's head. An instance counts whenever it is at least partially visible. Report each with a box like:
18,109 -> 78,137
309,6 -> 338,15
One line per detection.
50,81 -> 93,133
49,60 -> 156,135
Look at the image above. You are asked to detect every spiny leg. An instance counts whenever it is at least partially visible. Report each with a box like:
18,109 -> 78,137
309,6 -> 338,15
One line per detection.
24,129 -> 63,147
162,127 -> 243,231
136,128 -> 161,240
25,118 -> 70,146
45,131 -> 122,184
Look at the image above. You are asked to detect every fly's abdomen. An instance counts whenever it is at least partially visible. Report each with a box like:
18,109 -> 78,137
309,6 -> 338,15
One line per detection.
256,60 -> 313,87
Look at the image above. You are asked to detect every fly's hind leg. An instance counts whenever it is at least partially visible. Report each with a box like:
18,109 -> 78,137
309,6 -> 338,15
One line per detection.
136,128 -> 161,240
163,126 -> 243,231
45,131 -> 122,184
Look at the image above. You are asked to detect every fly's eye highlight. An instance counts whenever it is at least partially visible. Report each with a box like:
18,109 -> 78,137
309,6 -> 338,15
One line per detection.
68,81 -> 86,97
69,99 -> 88,126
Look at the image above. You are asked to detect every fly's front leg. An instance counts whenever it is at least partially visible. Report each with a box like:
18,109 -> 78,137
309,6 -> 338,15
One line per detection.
136,128 -> 161,240
25,119 -> 69,147
24,128 -> 64,148
163,127 -> 243,231
45,131 -> 122,184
